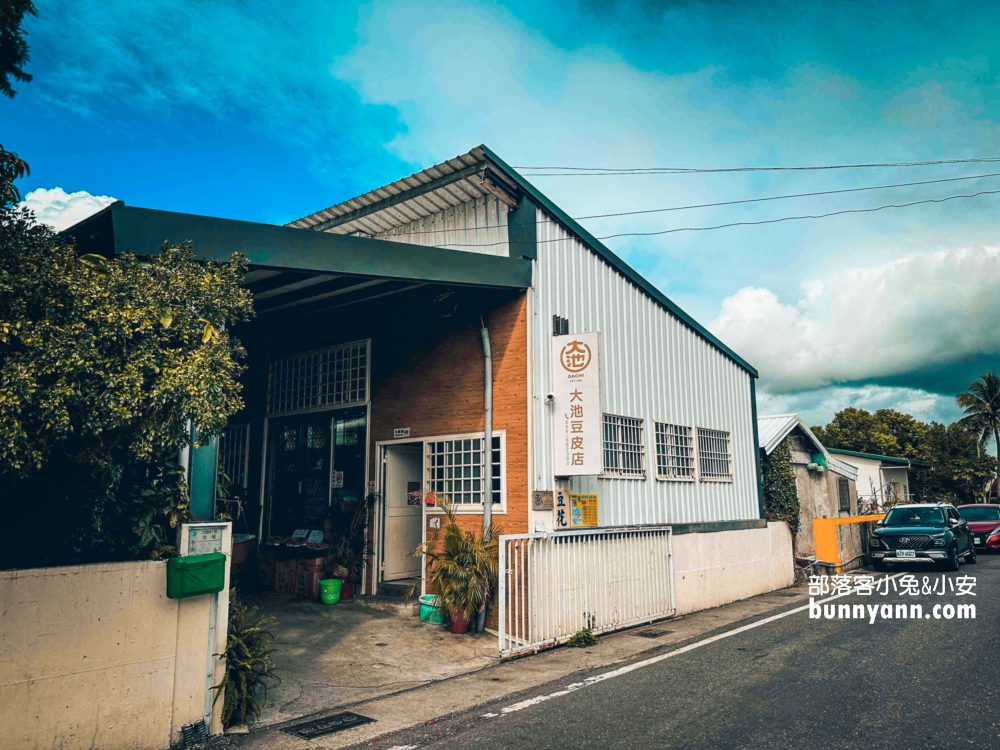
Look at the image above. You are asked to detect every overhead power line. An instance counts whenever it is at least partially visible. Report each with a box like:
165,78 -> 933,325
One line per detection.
516,156 -> 1000,176
431,189 -> 1000,249
368,171 -> 1000,237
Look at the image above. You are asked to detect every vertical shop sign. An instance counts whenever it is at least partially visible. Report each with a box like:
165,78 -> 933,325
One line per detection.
551,332 -> 602,477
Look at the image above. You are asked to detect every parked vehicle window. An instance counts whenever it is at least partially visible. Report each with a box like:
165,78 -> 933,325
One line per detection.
884,507 -> 945,526
654,423 -> 695,480
602,414 -> 646,478
697,428 -> 732,481
958,506 -> 1000,521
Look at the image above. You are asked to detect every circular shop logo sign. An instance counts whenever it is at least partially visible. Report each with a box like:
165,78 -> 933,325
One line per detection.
560,340 -> 592,373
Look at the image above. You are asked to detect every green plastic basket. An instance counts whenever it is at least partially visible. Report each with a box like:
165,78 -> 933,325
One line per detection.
166,553 -> 226,599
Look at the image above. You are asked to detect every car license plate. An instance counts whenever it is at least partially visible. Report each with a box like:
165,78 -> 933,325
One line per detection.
974,537 -> 982,545
896,549 -> 916,558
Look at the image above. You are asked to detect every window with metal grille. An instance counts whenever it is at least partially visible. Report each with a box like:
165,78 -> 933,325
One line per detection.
602,414 -> 646,478
838,477 -> 851,512
654,423 -> 695,480
426,433 -> 504,506
697,428 -> 732,481
219,424 -> 250,489
267,341 -> 368,415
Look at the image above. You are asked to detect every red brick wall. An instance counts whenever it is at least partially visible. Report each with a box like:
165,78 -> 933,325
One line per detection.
365,292 -> 528,592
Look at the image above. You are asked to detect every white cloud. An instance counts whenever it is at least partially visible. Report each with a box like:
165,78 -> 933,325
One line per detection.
757,385 -> 961,428
21,187 -> 117,232
710,245 -> 1000,392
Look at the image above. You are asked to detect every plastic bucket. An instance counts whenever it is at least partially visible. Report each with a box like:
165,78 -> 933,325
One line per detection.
418,595 -> 445,625
319,578 -> 343,605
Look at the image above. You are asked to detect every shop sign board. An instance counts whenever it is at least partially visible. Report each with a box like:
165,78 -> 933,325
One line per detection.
553,489 -> 599,530
551,332 -> 602,477
393,427 -> 410,439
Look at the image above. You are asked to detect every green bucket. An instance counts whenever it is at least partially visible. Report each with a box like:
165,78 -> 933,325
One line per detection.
419,594 -> 445,625
319,578 -> 343,605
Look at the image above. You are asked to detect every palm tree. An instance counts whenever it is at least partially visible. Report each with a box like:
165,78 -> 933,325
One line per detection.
957,372 -> 1000,493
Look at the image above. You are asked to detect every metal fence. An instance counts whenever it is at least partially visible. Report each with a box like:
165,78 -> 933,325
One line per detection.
497,527 -> 674,657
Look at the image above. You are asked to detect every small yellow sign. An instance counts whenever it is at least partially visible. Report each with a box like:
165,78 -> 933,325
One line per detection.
570,493 -> 598,528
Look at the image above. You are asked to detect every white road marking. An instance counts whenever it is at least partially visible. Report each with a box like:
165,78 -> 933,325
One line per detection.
490,573 -> 906,717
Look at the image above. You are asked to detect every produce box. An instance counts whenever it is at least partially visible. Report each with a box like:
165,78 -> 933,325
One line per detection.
258,550 -> 276,590
274,558 -> 298,594
295,561 -> 324,599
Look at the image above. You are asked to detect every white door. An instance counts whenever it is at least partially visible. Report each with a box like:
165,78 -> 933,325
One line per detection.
383,444 -> 423,580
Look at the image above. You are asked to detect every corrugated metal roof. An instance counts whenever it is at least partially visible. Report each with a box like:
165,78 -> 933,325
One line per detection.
757,413 -> 858,480
288,147 -> 515,236
290,143 -> 758,377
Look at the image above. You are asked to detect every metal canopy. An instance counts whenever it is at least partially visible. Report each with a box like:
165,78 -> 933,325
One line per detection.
62,202 -> 532,314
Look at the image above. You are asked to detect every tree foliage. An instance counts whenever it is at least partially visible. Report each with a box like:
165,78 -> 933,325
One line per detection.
0,0 -> 36,98
0,199 -> 253,567
811,407 -> 925,457
761,439 -> 800,539
812,399 -> 996,506
957,372 -> 1000,480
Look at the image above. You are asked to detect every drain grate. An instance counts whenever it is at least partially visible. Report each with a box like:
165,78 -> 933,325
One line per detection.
632,627 -> 674,639
282,712 -> 376,739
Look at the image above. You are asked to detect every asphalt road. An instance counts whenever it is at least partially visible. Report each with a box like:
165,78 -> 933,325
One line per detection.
363,554 -> 1000,750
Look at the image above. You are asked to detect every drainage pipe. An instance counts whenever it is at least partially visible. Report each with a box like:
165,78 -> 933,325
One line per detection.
480,316 -> 493,534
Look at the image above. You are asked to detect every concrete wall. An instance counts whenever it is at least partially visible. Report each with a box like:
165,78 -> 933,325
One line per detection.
672,522 -> 794,616
793,463 -> 858,556
0,561 -> 222,750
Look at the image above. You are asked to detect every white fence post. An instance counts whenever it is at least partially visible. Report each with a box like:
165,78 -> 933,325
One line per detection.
497,526 -> 674,657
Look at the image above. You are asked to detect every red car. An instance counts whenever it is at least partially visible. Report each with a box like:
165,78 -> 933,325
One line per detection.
957,504 -> 1000,549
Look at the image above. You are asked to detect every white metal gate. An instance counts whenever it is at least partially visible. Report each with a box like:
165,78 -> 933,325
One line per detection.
497,527 -> 674,657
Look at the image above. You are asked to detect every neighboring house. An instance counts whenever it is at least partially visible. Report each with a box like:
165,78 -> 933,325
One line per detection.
757,414 -> 859,557
66,144 -> 792,635
826,448 -> 931,510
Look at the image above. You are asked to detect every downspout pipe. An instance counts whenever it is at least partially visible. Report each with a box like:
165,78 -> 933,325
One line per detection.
479,317 -> 493,635
480,316 -> 493,533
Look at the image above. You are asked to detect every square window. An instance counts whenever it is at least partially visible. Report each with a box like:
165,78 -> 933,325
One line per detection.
602,415 -> 646,478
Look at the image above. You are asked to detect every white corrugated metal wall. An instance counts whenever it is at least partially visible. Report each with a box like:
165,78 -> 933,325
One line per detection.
374,195 -> 509,257
531,210 -> 759,526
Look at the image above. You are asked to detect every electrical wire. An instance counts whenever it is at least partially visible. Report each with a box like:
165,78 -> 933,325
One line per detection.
430,189 -> 1000,248
364,171 -> 1000,237
516,156 -> 1000,176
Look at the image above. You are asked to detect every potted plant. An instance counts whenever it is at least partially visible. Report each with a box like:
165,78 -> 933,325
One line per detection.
414,494 -> 501,634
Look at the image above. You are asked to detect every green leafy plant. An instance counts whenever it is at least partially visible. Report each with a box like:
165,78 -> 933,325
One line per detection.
762,440 -> 800,538
413,494 -> 502,621
0,193 -> 253,567
567,627 -> 597,648
213,590 -> 281,728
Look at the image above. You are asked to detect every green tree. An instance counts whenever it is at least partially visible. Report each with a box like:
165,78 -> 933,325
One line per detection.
957,372 -> 1000,482
0,198 -> 253,567
0,143 -> 29,205
912,421 -> 995,505
811,407 -> 925,457
0,0 -> 36,98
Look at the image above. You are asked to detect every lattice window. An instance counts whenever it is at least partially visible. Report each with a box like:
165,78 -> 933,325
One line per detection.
267,341 -> 368,415
838,477 -> 851,512
426,434 -> 503,506
602,414 -> 646,478
654,423 -> 695,480
219,424 -> 250,489
697,428 -> 732,481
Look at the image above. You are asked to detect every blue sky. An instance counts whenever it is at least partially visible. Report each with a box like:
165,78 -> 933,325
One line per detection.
6,0 -> 1000,428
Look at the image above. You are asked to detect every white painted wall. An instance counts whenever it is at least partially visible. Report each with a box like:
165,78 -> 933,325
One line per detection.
0,561 -> 227,750
842,455 -> 912,504
374,195 -> 509,257
530,210 -> 760,526
672,523 -> 794,616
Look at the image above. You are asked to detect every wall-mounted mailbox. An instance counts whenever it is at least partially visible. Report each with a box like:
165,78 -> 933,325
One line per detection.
167,552 -> 227,599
